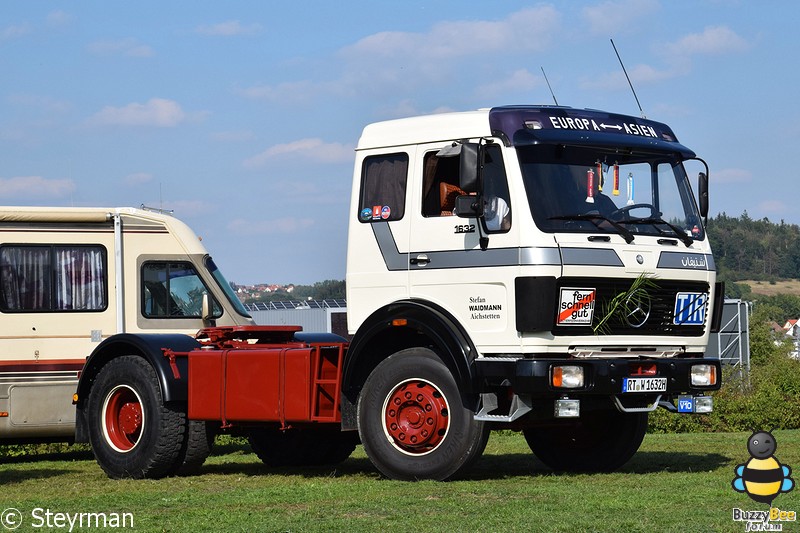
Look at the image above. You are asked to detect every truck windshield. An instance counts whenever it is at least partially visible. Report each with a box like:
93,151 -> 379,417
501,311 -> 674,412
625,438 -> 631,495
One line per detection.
517,144 -> 704,242
205,256 -> 252,318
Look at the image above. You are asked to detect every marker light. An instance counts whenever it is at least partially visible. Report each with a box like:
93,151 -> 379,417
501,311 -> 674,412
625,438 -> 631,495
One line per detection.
552,365 -> 584,389
555,398 -> 580,418
690,364 -> 717,387
694,396 -> 713,413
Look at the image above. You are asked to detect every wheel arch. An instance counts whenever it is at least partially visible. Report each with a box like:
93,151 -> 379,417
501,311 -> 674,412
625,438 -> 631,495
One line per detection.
75,333 -> 200,442
340,299 -> 478,430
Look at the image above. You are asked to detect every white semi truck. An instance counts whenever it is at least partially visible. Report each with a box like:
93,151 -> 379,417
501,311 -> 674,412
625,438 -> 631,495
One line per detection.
50,105 -> 723,481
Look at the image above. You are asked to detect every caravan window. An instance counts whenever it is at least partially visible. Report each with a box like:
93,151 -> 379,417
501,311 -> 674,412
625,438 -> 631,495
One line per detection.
0,245 -> 107,312
141,261 -> 222,318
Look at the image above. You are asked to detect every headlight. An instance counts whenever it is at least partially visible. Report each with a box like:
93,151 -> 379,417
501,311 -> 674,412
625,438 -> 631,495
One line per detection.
690,364 -> 717,387
552,365 -> 584,388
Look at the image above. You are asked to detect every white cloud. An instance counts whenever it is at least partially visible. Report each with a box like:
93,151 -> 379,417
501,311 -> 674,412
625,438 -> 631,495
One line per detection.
330,6 -> 560,98
123,172 -> 153,186
582,0 -> 660,36
474,69 -> 541,100
1,24 -> 31,41
46,10 -> 74,28
236,7 -> 562,106
8,94 -> 72,113
211,130 -> 255,142
244,138 -> 353,168
0,176 -> 75,198
342,6 -> 559,62
87,98 -> 186,127
162,200 -> 215,216
227,217 -> 314,235
758,200 -> 787,214
665,26 -> 750,57
581,61 -> 685,90
713,168 -> 751,184
87,38 -> 154,57
238,80 -> 318,103
195,20 -> 262,36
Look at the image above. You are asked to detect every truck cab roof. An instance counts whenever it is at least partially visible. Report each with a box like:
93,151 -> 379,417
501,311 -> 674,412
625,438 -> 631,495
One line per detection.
358,105 -> 694,158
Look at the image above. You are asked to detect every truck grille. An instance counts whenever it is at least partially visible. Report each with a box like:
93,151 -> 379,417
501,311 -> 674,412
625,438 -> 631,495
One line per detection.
553,278 -> 709,337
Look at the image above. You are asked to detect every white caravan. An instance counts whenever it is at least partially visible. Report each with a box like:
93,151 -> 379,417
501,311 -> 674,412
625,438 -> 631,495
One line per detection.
0,207 -> 253,443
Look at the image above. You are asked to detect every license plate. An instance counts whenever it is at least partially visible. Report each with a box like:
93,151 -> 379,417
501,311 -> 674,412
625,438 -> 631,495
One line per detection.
622,377 -> 667,393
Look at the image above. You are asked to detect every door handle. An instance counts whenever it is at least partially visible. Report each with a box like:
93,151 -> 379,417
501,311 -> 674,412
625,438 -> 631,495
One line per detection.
410,254 -> 430,266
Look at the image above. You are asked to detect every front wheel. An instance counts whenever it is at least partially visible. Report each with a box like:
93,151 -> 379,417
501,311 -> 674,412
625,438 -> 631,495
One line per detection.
86,356 -> 186,479
523,409 -> 647,472
357,348 -> 488,481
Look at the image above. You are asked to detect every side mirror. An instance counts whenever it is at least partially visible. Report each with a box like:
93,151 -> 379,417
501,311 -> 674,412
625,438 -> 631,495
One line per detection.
201,292 -> 214,327
454,194 -> 482,218
459,143 -> 480,192
698,171 -> 709,220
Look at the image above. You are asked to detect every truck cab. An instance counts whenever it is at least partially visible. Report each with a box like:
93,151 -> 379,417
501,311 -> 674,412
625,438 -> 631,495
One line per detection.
344,106 -> 721,477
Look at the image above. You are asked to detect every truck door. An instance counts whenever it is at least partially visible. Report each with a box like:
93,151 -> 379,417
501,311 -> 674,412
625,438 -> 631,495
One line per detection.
408,142 -> 517,351
347,151 -> 412,330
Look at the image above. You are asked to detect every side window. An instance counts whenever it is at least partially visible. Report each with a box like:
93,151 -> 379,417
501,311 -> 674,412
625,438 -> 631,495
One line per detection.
0,245 -> 107,312
421,151 -> 462,217
142,261 -> 221,318
358,153 -> 408,222
482,144 -> 512,233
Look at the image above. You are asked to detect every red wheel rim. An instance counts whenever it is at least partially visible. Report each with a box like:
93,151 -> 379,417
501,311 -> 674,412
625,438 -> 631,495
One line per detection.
382,379 -> 449,455
102,385 -> 144,453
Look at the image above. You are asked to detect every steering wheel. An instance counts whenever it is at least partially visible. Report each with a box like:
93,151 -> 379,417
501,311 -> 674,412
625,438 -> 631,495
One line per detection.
610,203 -> 659,221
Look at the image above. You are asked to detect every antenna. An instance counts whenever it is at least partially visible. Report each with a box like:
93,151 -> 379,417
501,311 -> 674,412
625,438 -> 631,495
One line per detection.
540,67 -> 559,106
610,39 -> 645,118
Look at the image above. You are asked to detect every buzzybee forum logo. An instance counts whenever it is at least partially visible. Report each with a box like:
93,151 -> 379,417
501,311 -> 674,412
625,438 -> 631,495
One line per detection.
731,430 -> 796,530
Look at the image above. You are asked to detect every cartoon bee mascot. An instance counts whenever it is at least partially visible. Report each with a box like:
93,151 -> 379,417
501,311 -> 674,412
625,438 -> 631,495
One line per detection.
733,430 -> 794,505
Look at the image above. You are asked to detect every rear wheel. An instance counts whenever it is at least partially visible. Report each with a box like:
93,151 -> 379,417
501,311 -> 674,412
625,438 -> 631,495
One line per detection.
173,420 -> 216,475
87,356 -> 186,479
357,348 -> 488,481
523,409 -> 647,472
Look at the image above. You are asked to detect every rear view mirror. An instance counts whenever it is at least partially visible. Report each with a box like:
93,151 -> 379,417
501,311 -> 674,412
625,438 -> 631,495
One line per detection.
454,194 -> 482,218
202,293 -> 214,327
459,143 -> 480,192
698,171 -> 708,220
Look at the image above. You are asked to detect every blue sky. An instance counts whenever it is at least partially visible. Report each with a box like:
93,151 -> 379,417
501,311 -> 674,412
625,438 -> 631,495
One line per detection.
2,1 -> 798,285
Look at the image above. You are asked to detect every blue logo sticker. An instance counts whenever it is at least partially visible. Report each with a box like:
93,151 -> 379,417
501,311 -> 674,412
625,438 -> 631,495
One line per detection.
674,292 -> 707,325
360,208 -> 372,222
678,396 -> 694,413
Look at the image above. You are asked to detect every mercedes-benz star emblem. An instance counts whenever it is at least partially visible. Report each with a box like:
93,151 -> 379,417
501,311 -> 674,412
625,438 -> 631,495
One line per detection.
623,292 -> 651,328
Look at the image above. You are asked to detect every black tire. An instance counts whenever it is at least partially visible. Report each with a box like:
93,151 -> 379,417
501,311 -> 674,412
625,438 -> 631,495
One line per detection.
248,427 -> 358,467
357,348 -> 488,481
86,356 -> 186,479
173,420 -> 216,475
523,409 -> 648,472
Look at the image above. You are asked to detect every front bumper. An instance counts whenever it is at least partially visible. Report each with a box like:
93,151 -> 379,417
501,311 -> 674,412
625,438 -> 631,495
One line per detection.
474,356 -> 721,397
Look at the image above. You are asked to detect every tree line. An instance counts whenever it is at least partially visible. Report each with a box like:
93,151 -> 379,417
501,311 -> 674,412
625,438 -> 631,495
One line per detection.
242,279 -> 346,303
708,212 -> 800,284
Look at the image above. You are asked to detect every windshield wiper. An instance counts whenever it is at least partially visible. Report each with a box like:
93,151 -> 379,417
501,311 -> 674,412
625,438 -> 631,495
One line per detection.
622,217 -> 694,247
550,214 -> 634,244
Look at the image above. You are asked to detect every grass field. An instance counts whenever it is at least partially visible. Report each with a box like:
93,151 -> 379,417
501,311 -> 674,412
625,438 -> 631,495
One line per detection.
2,430 -> 799,532
742,279 -> 800,297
